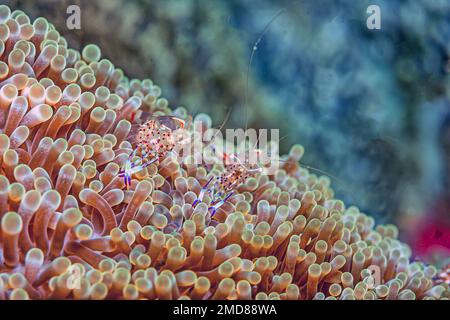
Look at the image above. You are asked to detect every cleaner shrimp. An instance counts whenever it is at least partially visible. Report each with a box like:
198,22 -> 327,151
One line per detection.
119,114 -> 189,188
118,10 -> 286,193
193,147 -> 263,216
191,9 -> 287,214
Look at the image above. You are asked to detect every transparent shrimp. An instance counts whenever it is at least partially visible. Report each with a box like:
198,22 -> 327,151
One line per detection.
194,147 -> 263,216
118,114 -> 190,188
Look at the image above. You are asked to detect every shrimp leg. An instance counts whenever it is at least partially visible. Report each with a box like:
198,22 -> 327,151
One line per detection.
118,149 -> 137,188
118,149 -> 156,189
193,176 -> 214,206
209,191 -> 234,217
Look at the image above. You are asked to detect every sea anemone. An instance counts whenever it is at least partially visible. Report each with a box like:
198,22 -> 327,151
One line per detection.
0,5 -> 448,300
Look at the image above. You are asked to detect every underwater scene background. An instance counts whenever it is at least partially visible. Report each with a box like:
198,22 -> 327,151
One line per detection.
0,0 -> 449,300
8,0 -> 448,263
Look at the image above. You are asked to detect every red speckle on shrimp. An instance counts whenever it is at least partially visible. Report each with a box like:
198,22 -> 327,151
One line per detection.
135,115 -> 185,160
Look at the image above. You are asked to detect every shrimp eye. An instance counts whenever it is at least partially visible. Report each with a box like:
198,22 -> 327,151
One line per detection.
175,118 -> 185,128
157,116 -> 184,131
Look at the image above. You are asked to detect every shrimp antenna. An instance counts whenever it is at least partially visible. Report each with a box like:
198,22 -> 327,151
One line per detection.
215,106 -> 233,134
273,157 -> 346,188
251,131 -> 288,160
203,105 -> 233,152
244,8 -> 286,132
279,134 -> 289,143
276,156 -> 358,206
299,164 -> 344,186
